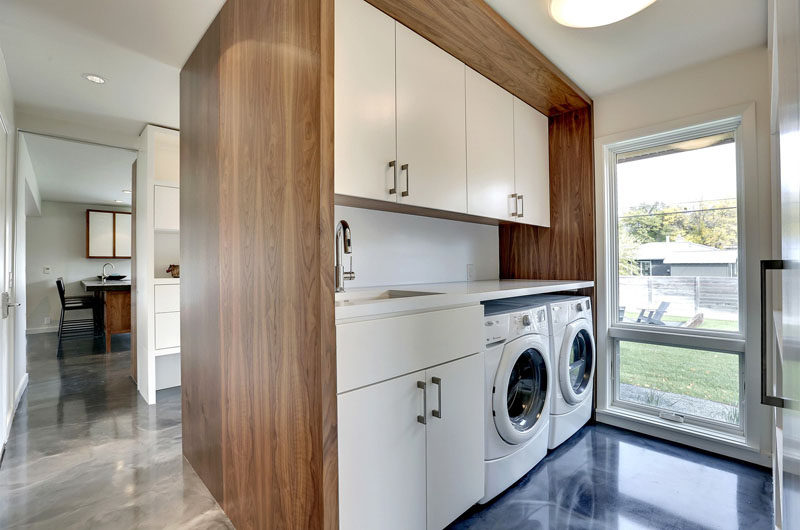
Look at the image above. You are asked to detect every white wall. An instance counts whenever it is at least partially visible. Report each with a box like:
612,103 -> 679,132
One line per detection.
26,201 -> 131,332
593,46 -> 773,462
334,205 -> 499,288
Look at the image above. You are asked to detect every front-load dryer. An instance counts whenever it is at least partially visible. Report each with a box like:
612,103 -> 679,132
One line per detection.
479,300 -> 552,504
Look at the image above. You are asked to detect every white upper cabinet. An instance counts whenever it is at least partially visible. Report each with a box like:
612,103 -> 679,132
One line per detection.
334,0 -> 398,201
466,68 -> 515,220
396,24 -> 467,213
513,97 -> 550,227
114,212 -> 132,257
87,211 -> 114,257
154,185 -> 180,231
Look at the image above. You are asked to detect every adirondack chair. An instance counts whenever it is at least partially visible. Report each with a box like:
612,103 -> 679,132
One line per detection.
636,301 -> 670,325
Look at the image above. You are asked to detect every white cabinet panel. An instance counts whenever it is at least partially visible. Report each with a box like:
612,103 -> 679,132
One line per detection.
114,213 -> 131,257
513,97 -> 550,227
396,24 -> 467,213
466,68 -> 515,220
338,371 -> 427,530
426,353 -> 485,529
336,305 -> 483,393
88,211 -> 114,257
154,284 -> 180,313
155,312 -> 180,349
334,0 -> 398,202
154,185 -> 180,231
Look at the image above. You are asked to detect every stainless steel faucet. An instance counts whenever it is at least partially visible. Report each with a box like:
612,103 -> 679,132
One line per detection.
102,262 -> 115,283
335,220 -> 355,293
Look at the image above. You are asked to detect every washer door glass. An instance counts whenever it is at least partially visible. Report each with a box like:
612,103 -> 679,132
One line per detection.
568,329 -> 593,396
506,348 -> 548,433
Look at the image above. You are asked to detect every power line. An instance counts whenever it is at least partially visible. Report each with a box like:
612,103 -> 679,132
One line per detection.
620,206 -> 737,220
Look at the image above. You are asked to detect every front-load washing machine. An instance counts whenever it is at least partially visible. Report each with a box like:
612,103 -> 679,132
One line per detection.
479,300 -> 552,504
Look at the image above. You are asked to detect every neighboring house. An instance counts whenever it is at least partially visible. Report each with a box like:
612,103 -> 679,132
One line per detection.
634,241 -> 738,277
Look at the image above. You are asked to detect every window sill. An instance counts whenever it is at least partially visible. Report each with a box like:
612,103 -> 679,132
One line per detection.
595,406 -> 771,467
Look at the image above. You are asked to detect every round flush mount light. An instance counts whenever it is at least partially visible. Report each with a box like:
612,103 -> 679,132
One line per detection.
82,73 -> 106,84
122,189 -> 132,194
114,199 -> 124,203
549,0 -> 657,28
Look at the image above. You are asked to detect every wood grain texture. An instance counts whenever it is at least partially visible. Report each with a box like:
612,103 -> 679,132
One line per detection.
499,107 -> 595,281
104,291 -> 131,353
363,0 -> 590,116
180,0 -> 337,527
180,12 -> 224,504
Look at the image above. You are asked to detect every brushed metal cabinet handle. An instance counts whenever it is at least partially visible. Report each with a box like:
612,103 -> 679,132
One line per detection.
417,380 -> 426,424
518,194 -> 524,218
431,376 -> 442,419
510,193 -> 518,217
388,160 -> 397,195
760,259 -> 798,410
401,164 -> 409,197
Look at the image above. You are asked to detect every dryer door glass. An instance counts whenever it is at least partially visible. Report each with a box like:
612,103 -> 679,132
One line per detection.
507,348 -> 548,432
569,329 -> 593,395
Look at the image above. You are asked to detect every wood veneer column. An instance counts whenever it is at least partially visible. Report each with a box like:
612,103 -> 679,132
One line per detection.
180,0 -> 337,527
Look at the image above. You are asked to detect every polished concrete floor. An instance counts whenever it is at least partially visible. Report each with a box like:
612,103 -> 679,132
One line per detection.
450,423 -> 774,530
0,333 -> 232,529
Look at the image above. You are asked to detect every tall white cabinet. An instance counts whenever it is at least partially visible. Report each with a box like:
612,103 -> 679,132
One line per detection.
334,0 -> 550,226
135,125 -> 181,405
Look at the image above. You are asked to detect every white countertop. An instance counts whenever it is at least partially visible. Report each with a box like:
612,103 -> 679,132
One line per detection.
335,279 -> 594,321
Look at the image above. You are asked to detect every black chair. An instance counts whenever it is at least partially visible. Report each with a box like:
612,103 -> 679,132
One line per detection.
56,277 -> 97,347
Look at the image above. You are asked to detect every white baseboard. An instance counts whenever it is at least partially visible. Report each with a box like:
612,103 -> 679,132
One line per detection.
3,373 -> 28,448
26,326 -> 58,335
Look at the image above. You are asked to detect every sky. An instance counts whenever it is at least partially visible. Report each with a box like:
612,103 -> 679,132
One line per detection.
616,143 -> 737,215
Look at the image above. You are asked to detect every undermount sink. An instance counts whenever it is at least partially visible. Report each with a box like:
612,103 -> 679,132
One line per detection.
335,289 -> 441,305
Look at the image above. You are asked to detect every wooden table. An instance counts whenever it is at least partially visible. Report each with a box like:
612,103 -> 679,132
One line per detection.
81,280 -> 131,353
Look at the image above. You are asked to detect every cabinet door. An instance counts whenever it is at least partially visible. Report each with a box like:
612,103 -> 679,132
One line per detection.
396,24 -> 467,213
334,0 -> 397,202
466,68 -> 515,220
513,97 -> 550,227
154,185 -> 180,231
155,312 -> 180,349
87,210 -> 114,257
338,371 -> 427,530
114,213 -> 131,257
426,353 -> 484,530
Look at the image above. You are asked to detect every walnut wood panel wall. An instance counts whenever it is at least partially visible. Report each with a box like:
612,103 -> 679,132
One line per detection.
179,0 -> 337,527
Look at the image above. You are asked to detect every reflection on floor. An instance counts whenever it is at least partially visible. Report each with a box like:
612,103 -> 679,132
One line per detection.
0,333 -> 232,528
450,423 -> 774,530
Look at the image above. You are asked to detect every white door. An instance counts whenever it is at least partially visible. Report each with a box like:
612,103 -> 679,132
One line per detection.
770,0 -> 800,527
334,0 -> 398,202
396,23 -> 467,213
0,113 -> 13,445
337,371 -> 427,530
513,97 -> 550,227
425,353 -> 484,530
465,68 -> 515,220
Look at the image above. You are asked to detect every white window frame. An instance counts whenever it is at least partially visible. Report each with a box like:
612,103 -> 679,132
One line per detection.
594,103 -> 771,465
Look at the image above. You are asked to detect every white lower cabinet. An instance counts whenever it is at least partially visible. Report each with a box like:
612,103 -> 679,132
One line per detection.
338,353 -> 484,530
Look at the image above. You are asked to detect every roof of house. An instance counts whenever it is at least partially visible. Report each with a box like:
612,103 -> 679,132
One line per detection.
635,241 -> 737,264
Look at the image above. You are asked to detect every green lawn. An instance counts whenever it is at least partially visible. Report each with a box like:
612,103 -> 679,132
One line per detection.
618,341 -> 739,406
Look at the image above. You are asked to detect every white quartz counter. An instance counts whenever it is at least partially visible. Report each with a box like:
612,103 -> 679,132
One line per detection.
335,279 -> 594,321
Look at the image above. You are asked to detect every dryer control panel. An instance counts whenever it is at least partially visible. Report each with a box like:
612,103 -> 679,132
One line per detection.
484,314 -> 510,345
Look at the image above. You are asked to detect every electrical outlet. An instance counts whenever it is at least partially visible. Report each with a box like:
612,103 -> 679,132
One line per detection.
43,266 -> 51,275
467,263 -> 476,281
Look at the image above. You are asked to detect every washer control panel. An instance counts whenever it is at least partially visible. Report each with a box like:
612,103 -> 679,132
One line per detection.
484,313 -> 510,345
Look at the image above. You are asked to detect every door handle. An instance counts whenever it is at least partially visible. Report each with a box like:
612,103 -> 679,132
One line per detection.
760,259 -> 798,410
431,376 -> 442,418
401,164 -> 409,197
389,160 -> 397,195
510,193 -> 518,217
1,291 -> 20,319
417,380 -> 426,424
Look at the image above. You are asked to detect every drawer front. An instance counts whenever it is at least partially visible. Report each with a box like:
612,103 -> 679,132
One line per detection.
336,305 -> 483,394
155,312 -> 181,349
155,284 -> 180,313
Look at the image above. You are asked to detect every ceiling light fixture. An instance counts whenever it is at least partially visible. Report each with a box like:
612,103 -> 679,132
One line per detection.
114,199 -> 124,203
549,0 -> 657,28
122,189 -> 132,194
82,73 -> 106,84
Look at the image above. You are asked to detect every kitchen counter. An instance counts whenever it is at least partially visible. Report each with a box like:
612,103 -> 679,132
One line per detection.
81,279 -> 132,292
335,279 -> 594,321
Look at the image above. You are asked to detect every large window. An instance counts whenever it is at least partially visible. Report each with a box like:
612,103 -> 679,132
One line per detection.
606,117 -> 746,434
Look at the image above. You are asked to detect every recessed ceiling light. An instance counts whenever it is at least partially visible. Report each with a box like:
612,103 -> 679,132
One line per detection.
82,73 -> 106,84
549,0 -> 656,28
114,200 -> 124,203
122,189 -> 132,194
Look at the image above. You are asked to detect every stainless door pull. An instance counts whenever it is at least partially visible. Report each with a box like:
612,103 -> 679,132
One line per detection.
431,376 -> 442,418
417,380 -> 426,424
389,160 -> 397,195
401,164 -> 409,197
